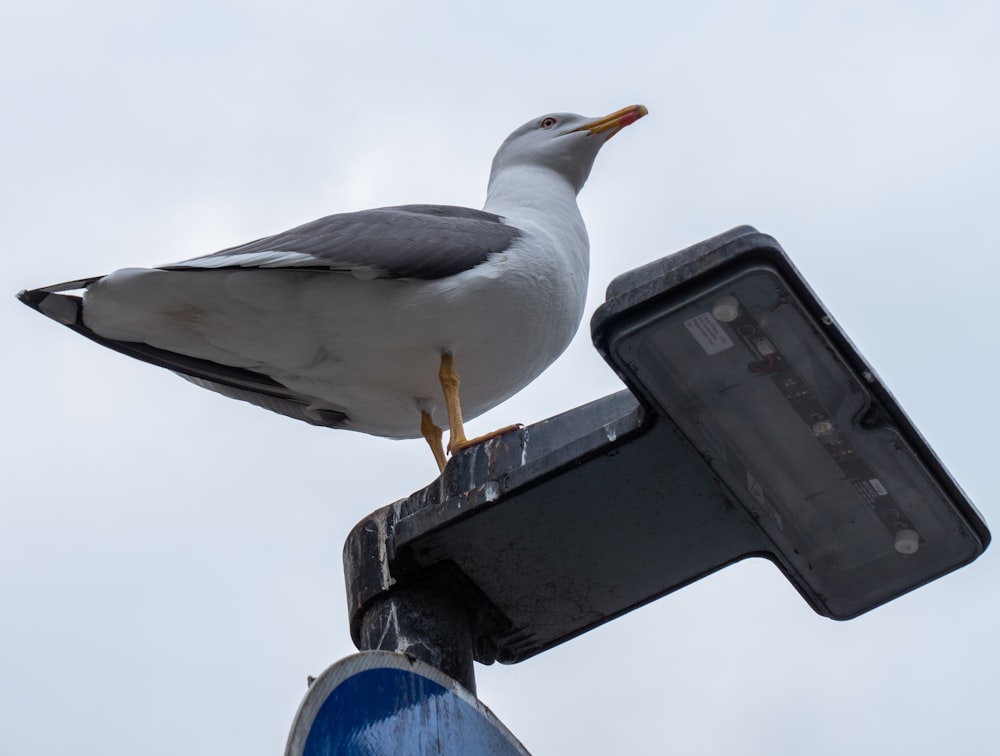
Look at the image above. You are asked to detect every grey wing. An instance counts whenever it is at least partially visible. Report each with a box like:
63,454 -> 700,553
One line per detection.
161,204 -> 523,280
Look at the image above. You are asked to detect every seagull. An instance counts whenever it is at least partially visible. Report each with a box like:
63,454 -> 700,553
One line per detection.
18,105 -> 648,471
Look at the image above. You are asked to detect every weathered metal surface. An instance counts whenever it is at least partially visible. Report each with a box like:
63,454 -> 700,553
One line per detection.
344,390 -> 768,668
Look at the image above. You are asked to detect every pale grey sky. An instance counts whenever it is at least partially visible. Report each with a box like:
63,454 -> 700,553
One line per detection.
3,1 -> 997,754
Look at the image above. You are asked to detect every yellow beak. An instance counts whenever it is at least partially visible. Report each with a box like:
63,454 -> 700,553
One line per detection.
572,104 -> 649,140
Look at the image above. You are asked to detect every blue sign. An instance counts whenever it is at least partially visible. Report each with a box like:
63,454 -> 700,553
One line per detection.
286,652 -> 528,755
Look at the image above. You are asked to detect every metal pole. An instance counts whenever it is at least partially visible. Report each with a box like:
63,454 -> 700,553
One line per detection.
356,585 -> 477,693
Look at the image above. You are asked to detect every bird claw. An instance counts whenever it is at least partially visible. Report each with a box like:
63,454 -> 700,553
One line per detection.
447,423 -> 523,455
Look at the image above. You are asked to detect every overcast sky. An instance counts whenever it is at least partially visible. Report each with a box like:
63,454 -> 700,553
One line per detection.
3,1 -> 998,754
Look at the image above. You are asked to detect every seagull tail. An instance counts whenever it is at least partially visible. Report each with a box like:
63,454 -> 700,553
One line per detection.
17,281 -> 350,430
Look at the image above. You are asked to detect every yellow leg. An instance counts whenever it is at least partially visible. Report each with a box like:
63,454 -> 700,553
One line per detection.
438,352 -> 521,456
439,353 -> 468,451
420,411 -> 447,472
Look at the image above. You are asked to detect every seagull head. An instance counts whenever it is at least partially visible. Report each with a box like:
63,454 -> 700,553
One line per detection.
489,105 -> 648,194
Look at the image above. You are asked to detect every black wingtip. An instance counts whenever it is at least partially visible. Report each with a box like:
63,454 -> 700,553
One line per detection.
16,286 -> 85,326
17,277 -> 103,324
16,287 -> 45,310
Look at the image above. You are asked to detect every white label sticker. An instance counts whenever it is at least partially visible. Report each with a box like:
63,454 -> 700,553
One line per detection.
684,313 -> 734,355
870,478 -> 888,496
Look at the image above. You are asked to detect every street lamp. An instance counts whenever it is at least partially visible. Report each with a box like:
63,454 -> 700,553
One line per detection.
342,226 -> 989,691
591,225 -> 989,620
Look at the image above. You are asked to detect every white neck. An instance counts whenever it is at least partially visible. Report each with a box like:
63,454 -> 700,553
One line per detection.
484,163 -> 578,213
482,164 -> 588,253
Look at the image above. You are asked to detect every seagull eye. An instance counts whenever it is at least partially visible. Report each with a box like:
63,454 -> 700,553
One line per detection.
540,117 -> 558,129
